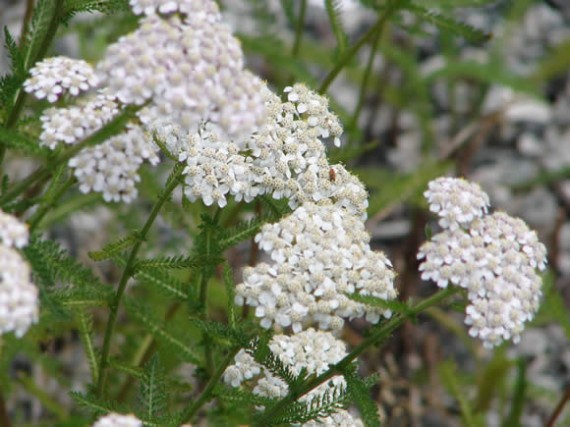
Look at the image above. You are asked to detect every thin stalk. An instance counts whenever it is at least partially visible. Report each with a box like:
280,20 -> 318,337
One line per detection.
0,107 -> 137,207
28,177 -> 75,232
199,208 -> 221,376
116,302 -> 182,402
254,287 -> 459,425
178,347 -> 240,425
349,21 -> 383,130
291,0 -> 307,58
96,165 -> 184,397
318,1 -> 400,94
19,0 -> 36,42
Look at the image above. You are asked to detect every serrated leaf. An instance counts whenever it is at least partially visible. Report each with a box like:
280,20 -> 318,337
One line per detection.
88,232 -> 140,261
76,309 -> 99,384
343,366 -> 381,427
70,390 -> 125,416
137,355 -> 166,422
134,254 -> 213,272
126,302 -> 200,365
402,2 -> 491,43
3,27 -> 25,77
349,293 -> 413,316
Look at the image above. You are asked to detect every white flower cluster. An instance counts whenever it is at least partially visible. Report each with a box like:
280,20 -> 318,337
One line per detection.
39,92 -> 119,149
180,126 -> 260,207
418,177 -> 547,348
0,210 -> 38,338
68,125 -> 160,203
172,84 -> 368,217
24,56 -> 99,103
97,2 -> 266,138
28,0 -> 270,205
424,177 -> 490,230
236,202 -> 396,332
0,210 -> 29,248
92,413 -> 142,427
224,329 -> 362,426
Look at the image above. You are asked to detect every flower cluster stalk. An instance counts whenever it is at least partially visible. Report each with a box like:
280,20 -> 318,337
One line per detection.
96,165 -> 184,397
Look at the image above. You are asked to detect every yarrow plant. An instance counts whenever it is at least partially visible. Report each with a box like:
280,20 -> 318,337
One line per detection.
0,0 -> 559,426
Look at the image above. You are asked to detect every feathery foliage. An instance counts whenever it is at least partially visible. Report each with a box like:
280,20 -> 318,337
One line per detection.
125,300 -> 201,364
88,232 -> 140,262
343,365 -> 381,427
136,355 -> 167,423
77,309 -> 100,384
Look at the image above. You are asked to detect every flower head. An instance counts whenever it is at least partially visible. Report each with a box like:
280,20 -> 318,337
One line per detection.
24,57 -> 99,103
0,210 -> 29,248
418,178 -> 547,348
39,92 -> 119,149
236,202 -> 396,332
424,177 -> 490,230
0,245 -> 38,338
68,125 -> 159,203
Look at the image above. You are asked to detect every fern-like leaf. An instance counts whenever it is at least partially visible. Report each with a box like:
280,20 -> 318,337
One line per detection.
269,382 -> 347,425
191,318 -> 251,349
70,390 -> 126,416
88,232 -> 140,261
125,300 -> 201,364
62,0 -> 129,22
77,309 -> 99,384
0,127 -> 50,155
343,365 -> 381,427
401,2 -> 491,44
137,354 -> 167,423
133,254 -> 211,272
348,293 -> 413,316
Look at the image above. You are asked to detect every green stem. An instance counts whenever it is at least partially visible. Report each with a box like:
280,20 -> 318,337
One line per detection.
318,0 -> 400,94
178,347 -> 240,425
116,302 -> 182,402
27,177 -> 75,232
200,208 -> 221,376
96,165 -> 184,398
291,0 -> 307,58
349,20 -> 384,130
254,287 -> 460,425
0,107 -> 137,208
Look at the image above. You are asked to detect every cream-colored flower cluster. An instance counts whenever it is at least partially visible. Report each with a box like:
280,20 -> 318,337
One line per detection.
0,210 -> 38,338
418,177 -> 547,348
236,202 -> 396,332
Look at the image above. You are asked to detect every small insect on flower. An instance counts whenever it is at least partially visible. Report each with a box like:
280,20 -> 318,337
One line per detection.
329,167 -> 336,182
